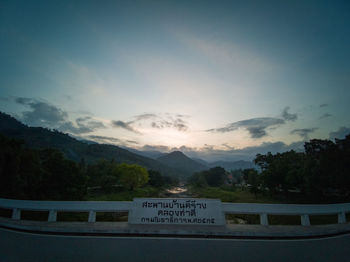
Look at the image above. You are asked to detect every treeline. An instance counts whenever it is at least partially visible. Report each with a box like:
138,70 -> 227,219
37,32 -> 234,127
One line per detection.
253,135 -> 350,199
0,135 -> 177,200
188,134 -> 350,202
188,167 -> 227,187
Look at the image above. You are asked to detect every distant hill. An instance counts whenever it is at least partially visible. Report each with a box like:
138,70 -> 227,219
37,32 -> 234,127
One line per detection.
208,160 -> 256,171
157,151 -> 207,177
125,148 -> 167,159
0,112 -> 180,177
191,158 -> 209,166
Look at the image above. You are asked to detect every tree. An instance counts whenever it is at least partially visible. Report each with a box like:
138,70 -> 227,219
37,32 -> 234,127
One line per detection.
205,167 -> 226,186
0,135 -> 87,200
39,148 -> 87,200
148,170 -> 164,187
86,159 -> 119,192
188,172 -> 208,187
117,163 -> 149,190
243,168 -> 260,198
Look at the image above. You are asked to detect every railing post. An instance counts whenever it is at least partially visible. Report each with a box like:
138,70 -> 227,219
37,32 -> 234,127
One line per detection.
260,213 -> 268,226
88,211 -> 96,223
301,214 -> 310,226
338,212 -> 346,224
48,210 -> 57,222
12,208 -> 21,220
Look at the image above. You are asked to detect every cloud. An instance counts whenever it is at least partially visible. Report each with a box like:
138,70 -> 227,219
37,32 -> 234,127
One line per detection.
207,117 -> 285,138
146,114 -> 189,132
76,117 -> 105,129
134,114 -> 157,121
150,118 -> 188,131
111,120 -> 141,134
141,144 -> 173,152
329,127 -> 350,140
290,128 -> 318,140
0,97 -> 9,102
281,106 -> 297,122
15,97 -> 68,127
87,135 -> 122,143
59,116 -> 106,134
114,113 -> 190,133
320,113 -> 332,119
126,140 -> 139,144
59,122 -> 93,134
15,97 -> 105,134
320,104 -> 328,108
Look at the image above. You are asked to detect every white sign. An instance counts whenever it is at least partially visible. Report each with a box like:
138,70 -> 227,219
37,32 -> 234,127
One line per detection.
128,198 -> 225,226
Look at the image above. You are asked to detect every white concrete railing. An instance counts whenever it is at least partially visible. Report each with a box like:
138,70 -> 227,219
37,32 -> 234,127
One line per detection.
0,198 -> 349,226
222,203 -> 350,226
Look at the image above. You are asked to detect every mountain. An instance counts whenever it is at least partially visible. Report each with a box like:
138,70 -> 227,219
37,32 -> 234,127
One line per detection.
0,112 -> 180,177
125,147 -> 167,159
157,151 -> 207,177
208,160 -> 256,171
191,158 -> 209,166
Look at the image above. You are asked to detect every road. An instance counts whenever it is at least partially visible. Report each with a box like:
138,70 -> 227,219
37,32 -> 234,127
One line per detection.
1,228 -> 350,262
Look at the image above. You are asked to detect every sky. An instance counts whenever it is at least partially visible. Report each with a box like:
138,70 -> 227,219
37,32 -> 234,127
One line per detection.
1,0 -> 350,161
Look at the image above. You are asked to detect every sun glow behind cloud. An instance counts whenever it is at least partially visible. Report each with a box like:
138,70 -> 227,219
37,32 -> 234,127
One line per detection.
1,1 -> 349,160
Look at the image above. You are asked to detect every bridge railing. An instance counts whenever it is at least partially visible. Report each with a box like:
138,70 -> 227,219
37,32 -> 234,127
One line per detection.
0,198 -> 132,223
222,202 -> 350,226
1,198 -> 349,226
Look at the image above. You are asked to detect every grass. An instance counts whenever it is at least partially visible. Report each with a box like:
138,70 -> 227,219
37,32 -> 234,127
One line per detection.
226,214 -> 260,224
0,208 -> 12,218
87,186 -> 162,201
96,212 -> 128,222
190,186 -> 281,204
57,212 -> 89,222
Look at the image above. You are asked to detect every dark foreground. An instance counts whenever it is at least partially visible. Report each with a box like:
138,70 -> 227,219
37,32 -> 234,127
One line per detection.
1,228 -> 350,262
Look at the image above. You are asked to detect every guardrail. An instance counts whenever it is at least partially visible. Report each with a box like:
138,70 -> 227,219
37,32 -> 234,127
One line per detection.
0,198 -> 349,226
222,202 -> 350,226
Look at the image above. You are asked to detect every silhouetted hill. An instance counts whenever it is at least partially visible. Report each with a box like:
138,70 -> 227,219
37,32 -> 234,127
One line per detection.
125,147 -> 167,159
0,112 -> 180,177
209,160 -> 256,171
192,158 -> 209,166
157,151 -> 207,177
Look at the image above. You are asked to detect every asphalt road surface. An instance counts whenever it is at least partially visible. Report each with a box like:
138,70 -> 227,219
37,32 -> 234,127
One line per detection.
1,228 -> 350,262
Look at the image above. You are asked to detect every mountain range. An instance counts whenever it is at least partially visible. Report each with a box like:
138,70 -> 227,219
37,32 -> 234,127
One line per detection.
0,112 -> 255,178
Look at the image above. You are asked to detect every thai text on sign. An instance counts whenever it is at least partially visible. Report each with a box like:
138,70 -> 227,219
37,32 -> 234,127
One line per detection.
128,198 -> 225,225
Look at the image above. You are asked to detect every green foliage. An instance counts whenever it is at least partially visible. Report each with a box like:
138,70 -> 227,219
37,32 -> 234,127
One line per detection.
191,186 -> 279,203
230,169 -> 244,185
117,163 -> 149,190
87,159 -> 120,192
39,149 -> 87,200
162,175 -> 180,186
88,186 -> 161,201
0,112 -> 181,178
0,134 -> 87,200
254,134 -> 350,201
188,166 -> 226,187
188,172 -> 208,187
242,168 -> 260,198
206,166 -> 226,186
148,170 -> 164,187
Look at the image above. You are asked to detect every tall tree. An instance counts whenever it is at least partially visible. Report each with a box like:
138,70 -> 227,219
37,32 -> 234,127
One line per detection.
117,163 -> 149,190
